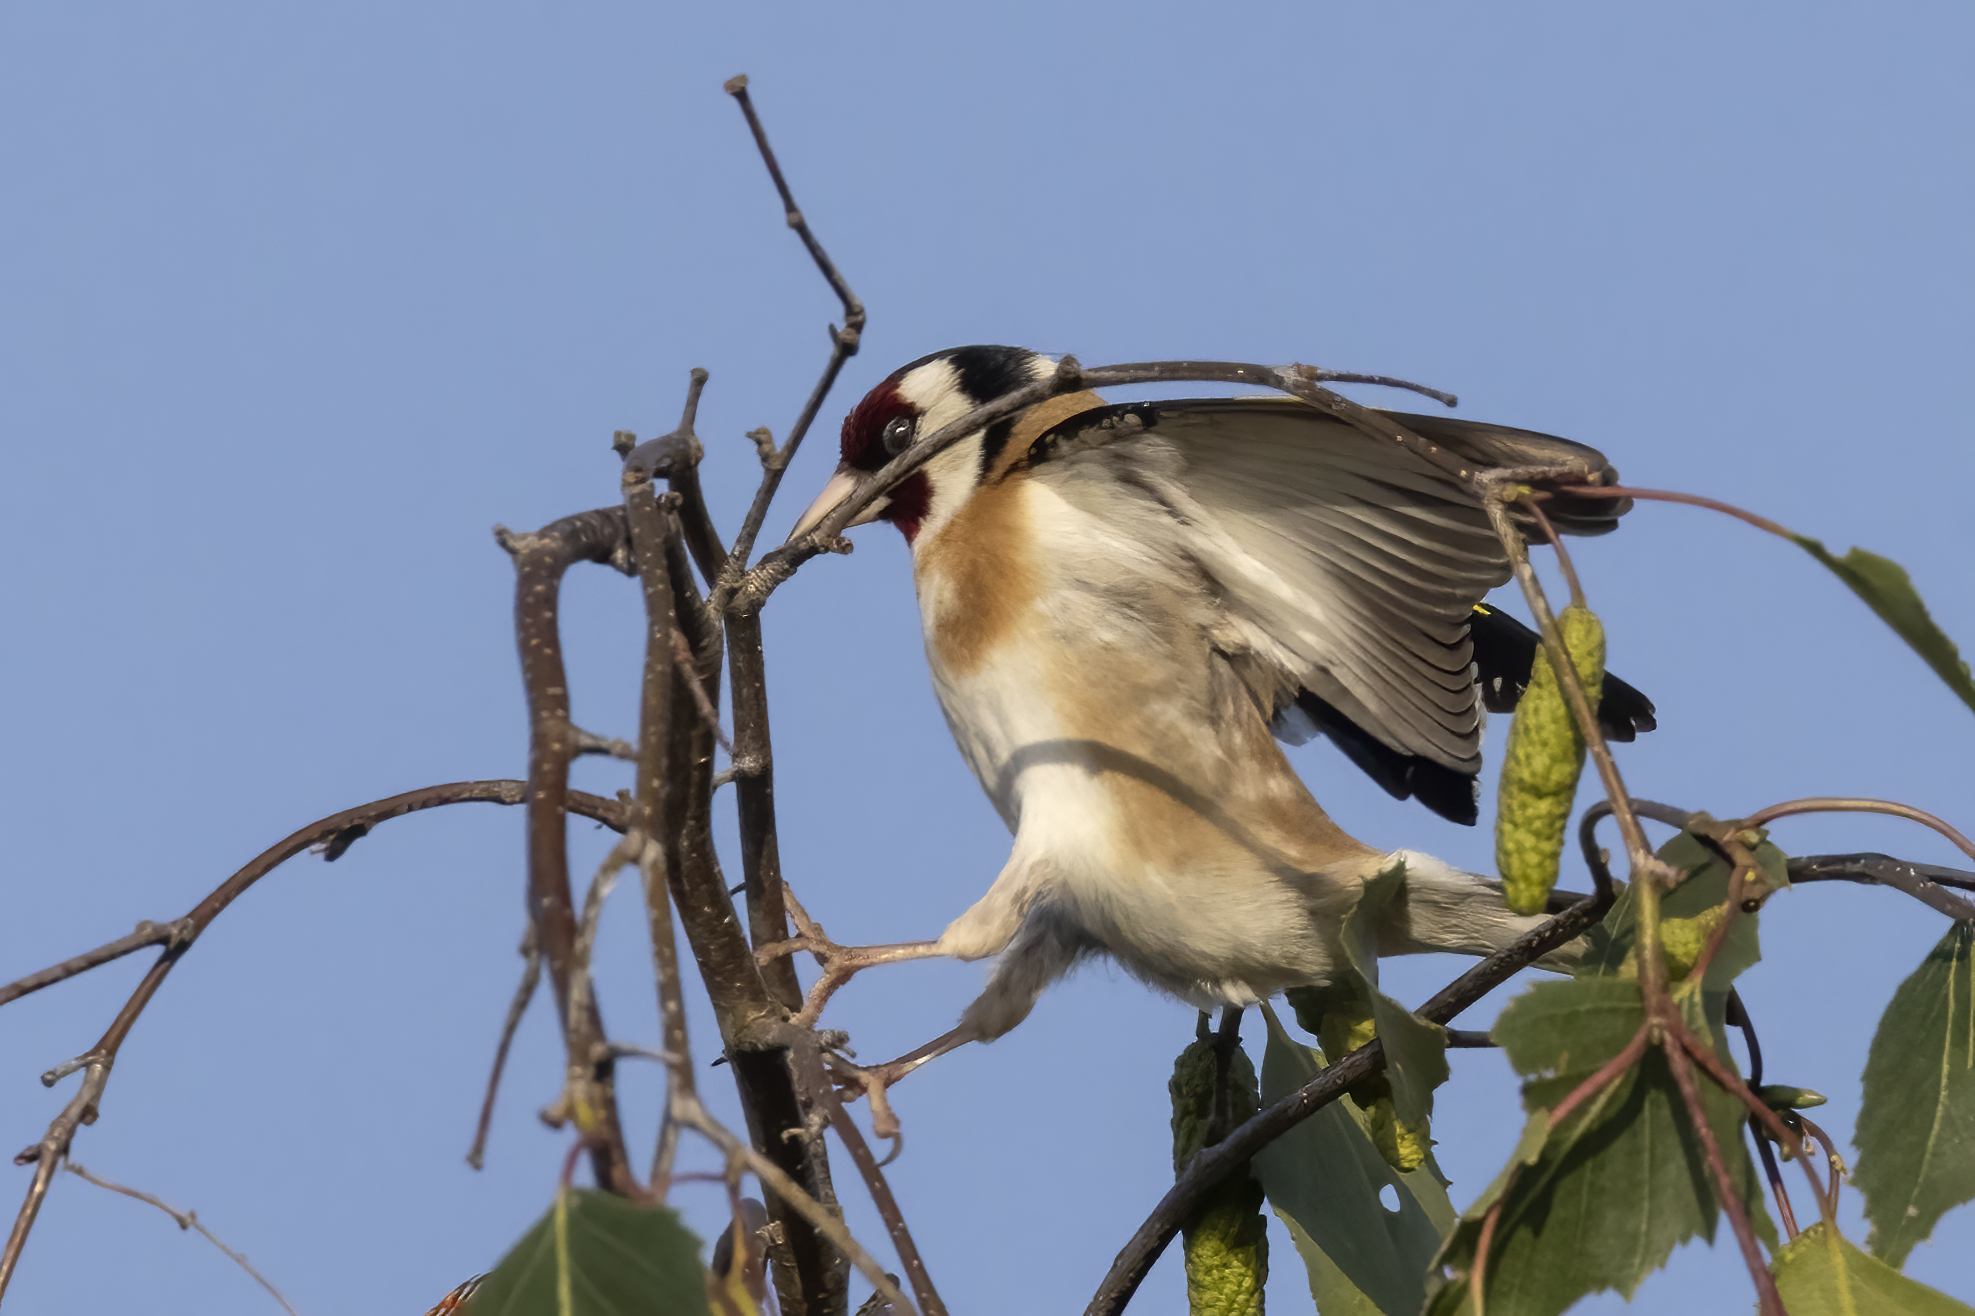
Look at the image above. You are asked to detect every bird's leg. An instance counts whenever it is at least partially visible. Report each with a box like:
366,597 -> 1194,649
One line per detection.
825,1026 -> 979,1139
755,911 -> 948,1028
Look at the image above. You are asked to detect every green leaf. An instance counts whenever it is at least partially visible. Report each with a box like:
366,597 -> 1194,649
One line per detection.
1253,1008 -> 1453,1316
1791,536 -> 1975,717
1580,829 -> 1777,990
1433,978 -> 1771,1316
1854,921 -> 1975,1267
1344,860 -> 1453,1132
1771,1221 -> 1975,1315
472,1188 -> 714,1316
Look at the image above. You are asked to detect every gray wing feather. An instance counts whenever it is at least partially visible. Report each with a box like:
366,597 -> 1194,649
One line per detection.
1028,397 -> 1623,771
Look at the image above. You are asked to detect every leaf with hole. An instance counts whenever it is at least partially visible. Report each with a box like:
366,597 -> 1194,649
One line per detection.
1854,921 -> 1975,1268
1253,1007 -> 1454,1316
470,1187 -> 715,1316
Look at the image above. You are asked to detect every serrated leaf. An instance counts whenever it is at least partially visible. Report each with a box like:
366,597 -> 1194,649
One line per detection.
1580,829 -> 1776,991
1855,921 -> 1975,1267
472,1188 -> 714,1316
1433,978 -> 1771,1316
1254,1009 -> 1453,1316
1791,537 -> 1975,716
1771,1221 -> 1975,1315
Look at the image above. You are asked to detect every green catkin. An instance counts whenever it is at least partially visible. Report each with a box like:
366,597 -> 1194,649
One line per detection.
1291,984 -> 1428,1174
1495,605 -> 1607,915
1170,1033 -> 1269,1316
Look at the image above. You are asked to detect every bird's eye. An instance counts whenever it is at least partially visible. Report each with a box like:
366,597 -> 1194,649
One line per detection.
881,415 -> 916,456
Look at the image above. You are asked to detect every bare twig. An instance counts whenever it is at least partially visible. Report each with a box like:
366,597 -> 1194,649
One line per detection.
1480,485 -> 1665,882
1744,797 -> 1975,866
468,922 -> 543,1171
1548,482 -> 1795,539
828,1103 -> 948,1316
567,834 -> 641,1072
1728,992 -> 1801,1241
0,779 -> 623,1300
624,470 -> 848,1314
677,1086 -> 915,1316
727,609 -> 802,1010
1522,493 -> 1586,609
0,919 -> 193,1010
65,1162 -> 301,1316
571,725 -> 640,761
506,506 -> 639,1194
732,357 -> 1490,615
1787,852 -> 1975,921
636,836 -> 693,1197
710,76 -> 866,608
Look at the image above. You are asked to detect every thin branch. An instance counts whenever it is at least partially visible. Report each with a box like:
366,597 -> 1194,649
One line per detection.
619,369 -> 728,587
636,836 -> 694,1197
1663,1042 -> 1782,1314
670,624 -> 738,759
566,834 -> 641,1077
1744,797 -> 1975,866
625,471 -> 848,1315
1480,485 -> 1665,881
676,1088 -> 915,1316
571,726 -> 640,761
731,357 -> 1502,616
0,779 -> 626,1299
1523,493 -> 1586,609
0,918 -> 192,1009
710,76 -> 867,607
727,609 -> 802,1010
1787,852 -> 1975,921
1726,993 -> 1801,1241
1547,1026 -> 1650,1131
468,922 -> 543,1171
65,1162 -> 301,1316
506,506 -> 639,1194
1548,483 -> 1796,540
2,1063 -> 105,1301
1673,1026 -> 1835,1220
829,1102 -> 948,1316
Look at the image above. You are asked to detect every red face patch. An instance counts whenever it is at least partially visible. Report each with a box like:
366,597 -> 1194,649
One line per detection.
839,379 -> 933,543
840,381 -> 913,473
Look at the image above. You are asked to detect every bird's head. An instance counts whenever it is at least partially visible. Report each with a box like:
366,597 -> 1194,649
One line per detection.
788,345 -> 1057,547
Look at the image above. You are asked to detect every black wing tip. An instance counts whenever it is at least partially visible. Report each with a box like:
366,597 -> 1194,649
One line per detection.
1291,691 -> 1481,826
1470,603 -> 1660,741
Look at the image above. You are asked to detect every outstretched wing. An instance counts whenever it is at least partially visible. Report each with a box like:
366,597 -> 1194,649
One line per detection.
1024,396 -> 1632,824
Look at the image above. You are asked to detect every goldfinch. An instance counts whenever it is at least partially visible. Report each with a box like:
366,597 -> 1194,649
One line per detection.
784,345 -> 1651,1060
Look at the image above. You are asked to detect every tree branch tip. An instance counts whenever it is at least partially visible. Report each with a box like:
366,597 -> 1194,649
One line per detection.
724,74 -> 749,95
611,429 -> 638,457
1052,354 -> 1084,391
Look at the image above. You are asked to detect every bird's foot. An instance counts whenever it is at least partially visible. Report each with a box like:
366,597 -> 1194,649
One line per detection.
824,1026 -> 977,1140
755,926 -> 946,1029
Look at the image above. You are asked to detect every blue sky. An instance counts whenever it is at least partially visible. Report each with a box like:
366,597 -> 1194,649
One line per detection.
3,3 -> 1971,1312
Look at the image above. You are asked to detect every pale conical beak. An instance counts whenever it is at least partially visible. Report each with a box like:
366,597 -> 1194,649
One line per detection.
787,466 -> 889,543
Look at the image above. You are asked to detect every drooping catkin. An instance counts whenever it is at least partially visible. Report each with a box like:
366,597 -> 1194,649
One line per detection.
1170,1034 -> 1268,1316
1494,605 -> 1606,915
